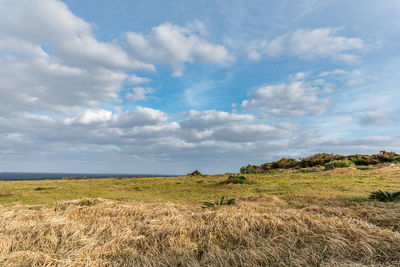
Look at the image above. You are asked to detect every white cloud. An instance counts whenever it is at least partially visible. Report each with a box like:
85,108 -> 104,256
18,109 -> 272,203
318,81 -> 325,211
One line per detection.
180,110 -> 255,130
125,87 -> 154,102
63,109 -> 114,125
63,106 -> 169,128
246,28 -> 364,63
318,69 -> 350,77
289,28 -> 364,61
127,75 -> 151,85
113,107 -> 169,128
125,22 -> 234,76
242,74 -> 330,117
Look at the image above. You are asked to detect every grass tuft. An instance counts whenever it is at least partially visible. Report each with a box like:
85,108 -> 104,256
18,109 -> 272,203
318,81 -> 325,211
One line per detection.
202,196 -> 235,208
369,190 -> 400,202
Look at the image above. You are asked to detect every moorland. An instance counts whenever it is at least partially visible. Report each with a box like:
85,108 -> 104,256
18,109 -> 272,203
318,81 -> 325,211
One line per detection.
0,152 -> 400,266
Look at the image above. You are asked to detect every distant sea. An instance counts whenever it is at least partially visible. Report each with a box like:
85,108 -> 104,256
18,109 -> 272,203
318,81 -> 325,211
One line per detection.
0,172 -> 177,181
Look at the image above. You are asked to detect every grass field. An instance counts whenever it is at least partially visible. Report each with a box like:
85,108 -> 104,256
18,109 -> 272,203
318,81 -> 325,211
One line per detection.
0,165 -> 400,266
1,165 -> 400,206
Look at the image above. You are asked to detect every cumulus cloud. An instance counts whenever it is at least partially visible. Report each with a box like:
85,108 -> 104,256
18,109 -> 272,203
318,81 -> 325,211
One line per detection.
242,74 -> 330,118
63,106 -> 169,127
113,107 -> 169,128
0,0 -> 153,71
246,28 -> 364,63
63,109 -> 114,125
125,87 -> 154,102
125,22 -> 234,76
0,0 -> 157,114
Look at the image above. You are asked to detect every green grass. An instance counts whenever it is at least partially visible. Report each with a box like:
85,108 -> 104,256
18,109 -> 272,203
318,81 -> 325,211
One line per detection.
1,166 -> 400,206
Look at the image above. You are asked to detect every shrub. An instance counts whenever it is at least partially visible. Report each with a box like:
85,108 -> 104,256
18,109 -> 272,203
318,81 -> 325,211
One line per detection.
202,196 -> 235,208
240,151 -> 400,174
260,163 -> 273,172
372,151 -> 400,163
325,159 -> 353,170
222,175 -> 254,184
271,158 -> 298,169
349,151 -> 400,166
240,164 -> 263,174
369,190 -> 400,202
324,162 -> 335,170
299,153 -> 343,168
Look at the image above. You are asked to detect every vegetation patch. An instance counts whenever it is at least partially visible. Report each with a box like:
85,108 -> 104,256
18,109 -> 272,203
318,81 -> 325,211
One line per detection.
202,196 -> 235,208
221,175 -> 254,184
241,151 -> 400,173
325,159 -> 354,170
34,187 -> 55,191
369,190 -> 400,202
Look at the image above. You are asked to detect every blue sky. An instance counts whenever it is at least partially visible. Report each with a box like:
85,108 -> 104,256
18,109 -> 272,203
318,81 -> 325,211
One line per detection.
0,0 -> 399,174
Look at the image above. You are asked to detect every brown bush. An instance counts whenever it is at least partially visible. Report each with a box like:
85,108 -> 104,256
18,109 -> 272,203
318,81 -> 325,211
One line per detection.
271,158 -> 298,169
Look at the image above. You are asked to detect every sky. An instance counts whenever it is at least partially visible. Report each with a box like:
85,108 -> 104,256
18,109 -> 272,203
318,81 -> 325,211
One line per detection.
0,0 -> 399,174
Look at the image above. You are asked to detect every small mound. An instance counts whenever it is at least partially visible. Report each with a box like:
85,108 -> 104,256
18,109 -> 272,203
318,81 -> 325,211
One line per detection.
188,170 -> 202,176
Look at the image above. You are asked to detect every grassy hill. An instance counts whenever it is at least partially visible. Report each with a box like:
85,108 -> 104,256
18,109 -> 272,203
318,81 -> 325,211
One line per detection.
0,163 -> 400,266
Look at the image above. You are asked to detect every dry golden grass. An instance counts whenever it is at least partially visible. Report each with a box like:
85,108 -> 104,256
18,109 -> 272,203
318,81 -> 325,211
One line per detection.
0,195 -> 399,266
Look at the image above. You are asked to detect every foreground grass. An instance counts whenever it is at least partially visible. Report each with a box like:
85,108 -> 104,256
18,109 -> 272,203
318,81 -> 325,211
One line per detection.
1,164 -> 400,206
0,196 -> 399,266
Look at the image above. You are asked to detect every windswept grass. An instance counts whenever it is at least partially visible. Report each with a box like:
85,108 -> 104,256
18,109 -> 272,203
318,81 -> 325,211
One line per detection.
0,196 -> 399,266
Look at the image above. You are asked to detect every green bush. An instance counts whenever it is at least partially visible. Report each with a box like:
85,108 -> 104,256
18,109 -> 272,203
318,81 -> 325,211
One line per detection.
325,159 -> 353,170
222,175 -> 254,184
334,159 -> 353,168
369,190 -> 400,202
240,164 -> 263,174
